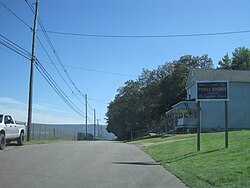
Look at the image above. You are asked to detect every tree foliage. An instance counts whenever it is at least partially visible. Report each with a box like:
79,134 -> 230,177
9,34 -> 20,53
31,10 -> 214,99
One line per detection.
106,54 -> 213,140
218,47 -> 250,70
107,47 -> 250,140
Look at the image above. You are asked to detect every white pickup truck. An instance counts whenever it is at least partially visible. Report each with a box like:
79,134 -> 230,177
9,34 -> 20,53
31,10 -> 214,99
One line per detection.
0,114 -> 26,150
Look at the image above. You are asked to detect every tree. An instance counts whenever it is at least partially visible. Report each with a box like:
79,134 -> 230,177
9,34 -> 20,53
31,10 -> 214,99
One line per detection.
218,53 -> 231,69
160,55 -> 213,112
106,54 -> 213,140
218,47 -> 250,70
231,47 -> 250,70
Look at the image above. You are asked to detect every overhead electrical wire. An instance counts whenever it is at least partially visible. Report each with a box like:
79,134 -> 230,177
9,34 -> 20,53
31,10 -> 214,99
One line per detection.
25,0 -> 86,99
40,61 -> 137,78
87,102 -> 94,111
0,34 -> 31,60
2,0 -> 249,40
0,34 -> 85,117
60,64 -> 137,78
88,97 -> 110,104
1,0 -> 89,108
0,1 -> 32,31
36,36 -> 84,105
35,59 -> 85,117
42,29 -> 250,39
2,0 -> 103,120
25,0 -> 99,114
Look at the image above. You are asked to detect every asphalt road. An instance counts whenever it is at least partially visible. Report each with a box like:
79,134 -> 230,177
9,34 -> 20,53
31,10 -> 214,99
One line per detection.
0,141 -> 188,188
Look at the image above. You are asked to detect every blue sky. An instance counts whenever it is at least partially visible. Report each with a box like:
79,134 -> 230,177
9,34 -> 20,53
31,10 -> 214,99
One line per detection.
0,0 -> 250,124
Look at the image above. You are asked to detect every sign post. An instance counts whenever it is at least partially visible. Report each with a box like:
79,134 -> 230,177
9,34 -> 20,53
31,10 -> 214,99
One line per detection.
197,101 -> 201,152
196,81 -> 229,151
197,81 -> 228,101
225,101 -> 228,148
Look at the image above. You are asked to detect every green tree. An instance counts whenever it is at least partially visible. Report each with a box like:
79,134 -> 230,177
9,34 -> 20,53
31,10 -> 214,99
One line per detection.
106,54 -> 213,140
218,47 -> 250,70
218,53 -> 232,69
160,54 -> 213,111
232,47 -> 250,70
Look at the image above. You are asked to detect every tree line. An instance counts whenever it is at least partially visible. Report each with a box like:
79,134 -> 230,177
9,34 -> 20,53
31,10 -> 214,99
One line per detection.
106,47 -> 250,140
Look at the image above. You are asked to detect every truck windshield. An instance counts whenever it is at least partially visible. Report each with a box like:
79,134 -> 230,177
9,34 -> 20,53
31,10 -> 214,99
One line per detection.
0,115 -> 3,123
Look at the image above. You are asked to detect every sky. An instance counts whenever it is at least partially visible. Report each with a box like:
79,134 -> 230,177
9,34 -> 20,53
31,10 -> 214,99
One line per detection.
0,0 -> 250,124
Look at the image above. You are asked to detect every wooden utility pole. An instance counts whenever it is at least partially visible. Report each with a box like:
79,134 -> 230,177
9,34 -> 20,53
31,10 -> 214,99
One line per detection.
97,119 -> 100,139
85,94 -> 88,140
27,0 -> 38,141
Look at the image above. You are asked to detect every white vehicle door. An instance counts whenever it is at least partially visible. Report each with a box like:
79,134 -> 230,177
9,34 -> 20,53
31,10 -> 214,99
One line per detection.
4,115 -> 18,139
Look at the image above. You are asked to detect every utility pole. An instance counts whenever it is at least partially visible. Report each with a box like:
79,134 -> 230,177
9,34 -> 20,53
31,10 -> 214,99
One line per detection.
94,109 -> 96,140
85,94 -> 88,140
100,122 -> 102,140
97,119 -> 100,140
27,0 -> 38,141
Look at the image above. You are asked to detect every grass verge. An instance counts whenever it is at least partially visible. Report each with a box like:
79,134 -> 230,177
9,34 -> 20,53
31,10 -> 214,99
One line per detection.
141,130 -> 250,188
128,133 -> 196,145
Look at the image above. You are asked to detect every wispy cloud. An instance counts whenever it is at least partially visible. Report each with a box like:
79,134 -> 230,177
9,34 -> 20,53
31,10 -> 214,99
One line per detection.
33,103 -> 71,114
0,97 -> 26,109
0,97 -> 83,124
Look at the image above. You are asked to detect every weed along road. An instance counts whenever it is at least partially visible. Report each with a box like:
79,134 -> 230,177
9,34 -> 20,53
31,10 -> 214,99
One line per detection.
0,141 -> 187,188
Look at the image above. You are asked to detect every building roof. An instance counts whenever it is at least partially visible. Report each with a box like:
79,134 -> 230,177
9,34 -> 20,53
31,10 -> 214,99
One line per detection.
165,101 -> 198,115
172,101 -> 198,110
186,68 -> 250,88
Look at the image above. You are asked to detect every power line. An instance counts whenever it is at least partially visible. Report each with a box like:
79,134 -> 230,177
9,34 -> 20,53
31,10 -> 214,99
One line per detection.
26,0 -> 98,118
1,1 -> 104,121
36,36 -> 84,105
0,1 -> 88,116
25,0 -> 86,99
0,1 -> 32,31
0,34 -> 31,60
42,29 -> 250,39
41,61 -> 137,78
62,64 -> 137,78
35,59 -> 85,117
0,45 -> 28,60
3,0 -> 249,39
3,0 -> 85,105
87,101 -> 94,111
88,97 -> 109,104
0,34 -> 85,117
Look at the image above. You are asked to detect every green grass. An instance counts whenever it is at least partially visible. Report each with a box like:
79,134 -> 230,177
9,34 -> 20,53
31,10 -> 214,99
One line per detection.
142,131 -> 250,188
128,134 -> 196,144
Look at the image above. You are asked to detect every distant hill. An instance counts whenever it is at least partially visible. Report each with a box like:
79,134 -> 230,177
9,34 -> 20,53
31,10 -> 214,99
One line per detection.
34,124 -> 116,140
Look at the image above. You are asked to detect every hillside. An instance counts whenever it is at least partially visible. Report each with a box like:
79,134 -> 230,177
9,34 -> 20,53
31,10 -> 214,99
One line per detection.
33,123 -> 116,140
132,131 -> 250,188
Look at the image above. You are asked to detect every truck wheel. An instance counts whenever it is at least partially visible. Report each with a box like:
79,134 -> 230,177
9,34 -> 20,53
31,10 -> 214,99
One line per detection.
0,133 -> 6,150
17,132 -> 25,146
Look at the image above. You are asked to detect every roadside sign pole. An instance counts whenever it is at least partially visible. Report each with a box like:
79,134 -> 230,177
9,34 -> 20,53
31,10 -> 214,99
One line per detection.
196,81 -> 229,150
197,101 -> 201,152
225,101 -> 229,148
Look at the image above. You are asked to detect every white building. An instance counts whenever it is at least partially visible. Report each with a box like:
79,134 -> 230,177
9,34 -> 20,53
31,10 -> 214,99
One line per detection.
166,68 -> 250,132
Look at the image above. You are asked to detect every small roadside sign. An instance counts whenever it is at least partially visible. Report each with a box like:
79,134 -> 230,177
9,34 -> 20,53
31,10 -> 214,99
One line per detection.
196,81 -> 229,151
196,81 -> 229,101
